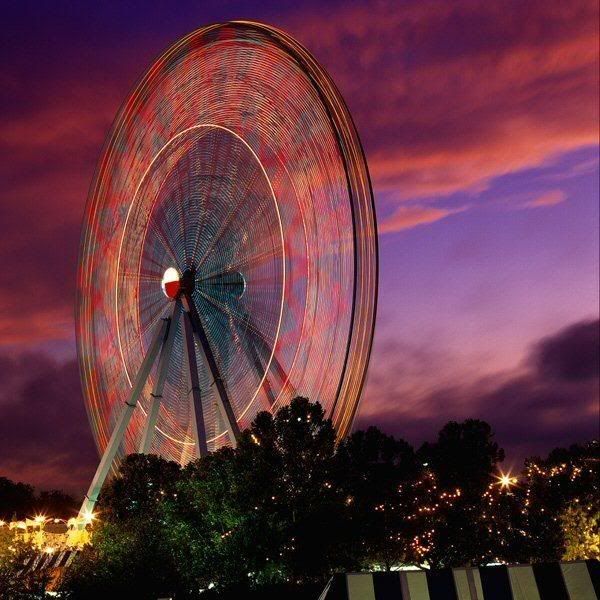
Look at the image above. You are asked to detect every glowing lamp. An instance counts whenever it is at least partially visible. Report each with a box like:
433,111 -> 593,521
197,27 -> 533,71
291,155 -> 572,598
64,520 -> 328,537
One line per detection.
496,471 -> 517,489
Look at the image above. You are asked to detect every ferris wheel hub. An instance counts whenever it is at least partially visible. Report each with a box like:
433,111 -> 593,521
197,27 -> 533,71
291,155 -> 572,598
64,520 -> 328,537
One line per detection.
161,267 -> 183,299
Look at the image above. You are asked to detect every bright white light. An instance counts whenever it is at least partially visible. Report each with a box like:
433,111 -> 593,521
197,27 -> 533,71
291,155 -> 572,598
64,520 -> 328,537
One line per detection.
82,510 -> 96,524
496,471 -> 517,489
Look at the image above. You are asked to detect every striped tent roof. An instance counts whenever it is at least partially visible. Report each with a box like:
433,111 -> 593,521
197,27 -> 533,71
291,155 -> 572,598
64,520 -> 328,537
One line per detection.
21,549 -> 79,573
319,561 -> 599,600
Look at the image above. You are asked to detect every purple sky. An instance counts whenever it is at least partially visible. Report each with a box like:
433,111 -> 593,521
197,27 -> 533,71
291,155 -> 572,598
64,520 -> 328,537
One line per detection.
1,0 -> 598,494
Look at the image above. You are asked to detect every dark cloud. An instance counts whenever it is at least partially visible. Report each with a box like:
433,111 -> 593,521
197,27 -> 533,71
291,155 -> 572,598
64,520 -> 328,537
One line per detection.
358,318 -> 600,464
0,353 -> 97,495
534,319 -> 599,382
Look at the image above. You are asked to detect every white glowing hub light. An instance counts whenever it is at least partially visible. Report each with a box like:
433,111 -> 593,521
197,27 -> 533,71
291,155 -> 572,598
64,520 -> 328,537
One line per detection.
161,267 -> 181,299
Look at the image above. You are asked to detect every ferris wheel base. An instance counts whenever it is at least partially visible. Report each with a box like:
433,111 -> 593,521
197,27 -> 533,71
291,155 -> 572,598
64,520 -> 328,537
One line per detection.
78,297 -> 243,519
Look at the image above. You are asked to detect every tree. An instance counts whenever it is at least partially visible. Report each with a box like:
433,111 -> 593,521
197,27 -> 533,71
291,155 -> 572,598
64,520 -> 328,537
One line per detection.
245,397 -> 348,581
34,491 -> 78,520
97,453 -> 182,521
0,477 -> 77,521
416,419 -> 506,568
335,426 -> 417,569
419,420 -> 504,494
561,504 -> 600,560
168,397 -> 352,593
520,441 -> 599,562
0,526 -> 51,600
61,455 -> 185,600
0,478 -> 35,520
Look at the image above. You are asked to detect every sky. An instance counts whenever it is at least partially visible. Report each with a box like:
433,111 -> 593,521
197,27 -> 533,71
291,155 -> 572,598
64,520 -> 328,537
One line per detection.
1,0 -> 598,494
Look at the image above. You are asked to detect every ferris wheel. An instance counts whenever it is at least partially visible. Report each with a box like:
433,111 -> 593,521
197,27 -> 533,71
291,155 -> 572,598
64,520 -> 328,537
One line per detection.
76,21 -> 377,515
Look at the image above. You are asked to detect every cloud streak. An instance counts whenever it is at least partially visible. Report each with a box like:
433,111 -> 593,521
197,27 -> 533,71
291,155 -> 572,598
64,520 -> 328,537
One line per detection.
0,353 -> 97,493
525,190 -> 567,208
379,204 -> 467,234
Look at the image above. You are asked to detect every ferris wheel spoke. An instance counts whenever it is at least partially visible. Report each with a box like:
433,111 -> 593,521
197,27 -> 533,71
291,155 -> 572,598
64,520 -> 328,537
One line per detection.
120,301 -> 170,360
195,289 -> 266,342
190,144 -> 237,265
194,203 -> 247,272
121,271 -> 162,283
229,246 -> 282,274
140,295 -> 171,326
188,173 -> 235,263
141,253 -> 175,274
194,168 -> 272,269
147,216 -> 181,265
194,289 -> 292,394
172,163 -> 190,265
235,322 -> 277,409
198,233 -> 281,281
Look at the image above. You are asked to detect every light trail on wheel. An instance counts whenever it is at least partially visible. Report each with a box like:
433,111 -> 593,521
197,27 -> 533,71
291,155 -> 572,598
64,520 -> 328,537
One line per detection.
76,21 -> 378,482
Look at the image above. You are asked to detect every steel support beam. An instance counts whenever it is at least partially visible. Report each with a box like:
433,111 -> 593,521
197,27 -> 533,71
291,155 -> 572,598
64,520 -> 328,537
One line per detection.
238,324 -> 276,408
182,294 -> 241,445
183,311 -> 208,457
251,331 -> 294,395
198,292 -> 295,401
138,301 -> 182,453
79,315 -> 170,517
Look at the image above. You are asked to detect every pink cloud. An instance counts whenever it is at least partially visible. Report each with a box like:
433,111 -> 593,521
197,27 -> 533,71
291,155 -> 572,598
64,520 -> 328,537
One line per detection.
525,190 -> 567,208
287,0 -> 599,198
0,77 -> 122,349
379,204 -> 467,234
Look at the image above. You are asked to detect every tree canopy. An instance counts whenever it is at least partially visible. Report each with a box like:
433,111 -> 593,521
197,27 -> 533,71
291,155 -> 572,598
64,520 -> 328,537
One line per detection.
40,398 -> 597,598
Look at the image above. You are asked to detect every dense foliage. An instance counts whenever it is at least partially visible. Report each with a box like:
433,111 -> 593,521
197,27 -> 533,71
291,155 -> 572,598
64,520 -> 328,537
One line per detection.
55,398 -> 599,599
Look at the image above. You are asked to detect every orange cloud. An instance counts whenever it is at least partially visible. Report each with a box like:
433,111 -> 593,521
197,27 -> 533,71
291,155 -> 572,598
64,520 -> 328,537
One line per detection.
379,204 -> 467,234
525,190 -> 567,208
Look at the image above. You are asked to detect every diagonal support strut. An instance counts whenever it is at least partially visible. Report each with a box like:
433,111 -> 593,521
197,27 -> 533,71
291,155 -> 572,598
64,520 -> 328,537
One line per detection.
182,293 -> 241,446
79,313 -> 171,517
138,300 -> 182,453
183,311 -> 209,457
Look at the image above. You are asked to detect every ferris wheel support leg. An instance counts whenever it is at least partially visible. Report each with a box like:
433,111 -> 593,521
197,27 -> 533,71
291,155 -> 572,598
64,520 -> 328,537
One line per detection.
207,301 -> 295,404
256,338 -> 295,396
182,294 -> 241,446
183,311 -> 208,457
238,326 -> 276,409
138,301 -> 182,454
241,312 -> 296,397
79,316 -> 170,518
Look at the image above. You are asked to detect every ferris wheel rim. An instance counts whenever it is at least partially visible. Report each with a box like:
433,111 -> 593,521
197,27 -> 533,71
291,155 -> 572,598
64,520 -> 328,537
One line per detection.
76,19 -> 378,461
